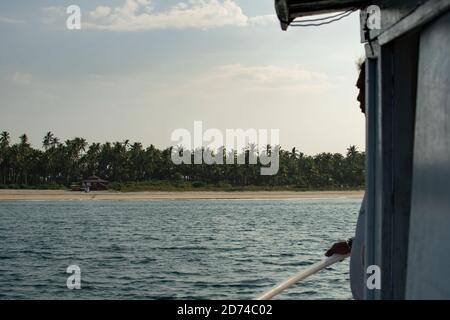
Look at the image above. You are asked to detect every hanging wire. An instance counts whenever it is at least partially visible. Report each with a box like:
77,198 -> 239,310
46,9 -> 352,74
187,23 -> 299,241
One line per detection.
292,9 -> 355,23
289,8 -> 357,27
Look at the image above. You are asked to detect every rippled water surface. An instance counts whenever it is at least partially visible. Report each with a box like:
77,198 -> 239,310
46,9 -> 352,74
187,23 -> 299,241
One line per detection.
0,198 -> 361,299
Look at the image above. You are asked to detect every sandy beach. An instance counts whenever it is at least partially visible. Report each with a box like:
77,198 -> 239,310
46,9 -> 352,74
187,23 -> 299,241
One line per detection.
0,189 -> 364,201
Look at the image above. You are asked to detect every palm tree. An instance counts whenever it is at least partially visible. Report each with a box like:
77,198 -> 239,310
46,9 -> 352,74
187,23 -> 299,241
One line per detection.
51,136 -> 60,148
63,138 -> 88,183
16,134 -> 32,184
19,134 -> 29,146
111,141 -> 128,181
0,131 -> 11,184
129,142 -> 145,181
0,131 -> 10,148
43,132 -> 54,150
83,142 -> 101,176
345,145 -> 363,187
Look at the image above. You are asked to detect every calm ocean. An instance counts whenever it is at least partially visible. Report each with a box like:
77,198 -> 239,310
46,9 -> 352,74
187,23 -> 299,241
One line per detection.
0,198 -> 361,299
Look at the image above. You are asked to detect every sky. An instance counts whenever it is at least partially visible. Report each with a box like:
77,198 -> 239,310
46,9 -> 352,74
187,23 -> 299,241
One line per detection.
0,0 -> 365,155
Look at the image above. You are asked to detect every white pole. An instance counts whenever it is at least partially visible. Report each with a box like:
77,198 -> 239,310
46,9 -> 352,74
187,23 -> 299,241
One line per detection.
255,253 -> 350,300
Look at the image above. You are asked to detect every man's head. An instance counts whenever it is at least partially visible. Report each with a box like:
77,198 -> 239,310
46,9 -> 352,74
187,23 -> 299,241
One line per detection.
356,61 -> 366,114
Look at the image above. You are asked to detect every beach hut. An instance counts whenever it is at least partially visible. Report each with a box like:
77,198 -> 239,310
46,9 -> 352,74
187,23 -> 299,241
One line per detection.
82,175 -> 109,191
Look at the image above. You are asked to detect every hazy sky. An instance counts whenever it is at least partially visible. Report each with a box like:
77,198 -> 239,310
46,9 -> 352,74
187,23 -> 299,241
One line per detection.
0,0 -> 365,155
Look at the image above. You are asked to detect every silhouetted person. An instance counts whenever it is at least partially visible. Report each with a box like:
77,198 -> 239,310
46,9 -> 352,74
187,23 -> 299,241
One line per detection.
325,61 -> 366,300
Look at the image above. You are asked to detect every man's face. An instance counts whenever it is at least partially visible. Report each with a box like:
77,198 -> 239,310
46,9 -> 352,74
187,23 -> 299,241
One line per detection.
356,62 -> 366,114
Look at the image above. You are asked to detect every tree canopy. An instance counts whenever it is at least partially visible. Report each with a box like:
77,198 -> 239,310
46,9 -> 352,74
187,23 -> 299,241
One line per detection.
0,131 -> 365,191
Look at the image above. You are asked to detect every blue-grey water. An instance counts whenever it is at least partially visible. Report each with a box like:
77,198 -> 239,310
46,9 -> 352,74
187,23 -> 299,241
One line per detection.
0,198 -> 361,300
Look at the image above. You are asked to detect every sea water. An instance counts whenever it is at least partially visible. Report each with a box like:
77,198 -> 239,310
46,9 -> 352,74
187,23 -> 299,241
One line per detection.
0,198 -> 361,300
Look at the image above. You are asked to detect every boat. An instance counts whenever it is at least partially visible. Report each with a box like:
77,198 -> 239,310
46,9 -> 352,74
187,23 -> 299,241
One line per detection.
269,0 -> 450,300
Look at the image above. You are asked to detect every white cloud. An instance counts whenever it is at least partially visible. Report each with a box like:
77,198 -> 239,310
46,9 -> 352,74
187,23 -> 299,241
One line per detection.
0,16 -> 25,24
83,0 -> 274,31
11,72 -> 33,86
248,14 -> 277,26
185,64 -> 330,94
89,6 -> 112,19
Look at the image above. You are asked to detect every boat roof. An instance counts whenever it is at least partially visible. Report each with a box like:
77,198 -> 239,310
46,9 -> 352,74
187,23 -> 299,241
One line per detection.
275,0 -> 369,30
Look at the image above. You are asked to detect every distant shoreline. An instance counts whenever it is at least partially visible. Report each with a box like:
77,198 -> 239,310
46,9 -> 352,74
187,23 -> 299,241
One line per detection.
0,190 -> 364,201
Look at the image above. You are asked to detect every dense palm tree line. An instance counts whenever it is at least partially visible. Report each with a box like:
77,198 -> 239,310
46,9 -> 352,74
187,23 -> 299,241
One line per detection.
0,131 -> 365,190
